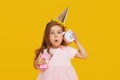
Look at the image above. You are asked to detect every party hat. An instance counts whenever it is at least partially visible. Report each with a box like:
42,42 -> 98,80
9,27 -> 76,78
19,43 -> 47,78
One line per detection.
56,8 -> 68,23
52,8 -> 69,25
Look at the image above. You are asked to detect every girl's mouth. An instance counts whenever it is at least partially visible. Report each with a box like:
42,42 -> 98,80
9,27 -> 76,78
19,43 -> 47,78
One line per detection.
55,40 -> 58,42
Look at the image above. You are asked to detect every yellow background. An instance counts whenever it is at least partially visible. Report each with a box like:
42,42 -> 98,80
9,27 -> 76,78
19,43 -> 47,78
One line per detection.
0,0 -> 120,80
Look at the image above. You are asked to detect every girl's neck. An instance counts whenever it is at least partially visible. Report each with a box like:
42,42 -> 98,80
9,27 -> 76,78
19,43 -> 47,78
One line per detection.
51,45 -> 62,49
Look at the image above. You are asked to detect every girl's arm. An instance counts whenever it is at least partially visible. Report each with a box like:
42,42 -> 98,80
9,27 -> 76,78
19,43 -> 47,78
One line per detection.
34,59 -> 40,70
73,33 -> 88,59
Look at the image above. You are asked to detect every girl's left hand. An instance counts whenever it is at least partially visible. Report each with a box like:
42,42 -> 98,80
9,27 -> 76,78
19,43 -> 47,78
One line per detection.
72,32 -> 78,42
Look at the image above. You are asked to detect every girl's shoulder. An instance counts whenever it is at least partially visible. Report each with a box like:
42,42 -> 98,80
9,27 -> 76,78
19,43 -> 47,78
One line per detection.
42,48 -> 48,54
62,45 -> 77,59
63,45 -> 75,49
63,45 -> 77,52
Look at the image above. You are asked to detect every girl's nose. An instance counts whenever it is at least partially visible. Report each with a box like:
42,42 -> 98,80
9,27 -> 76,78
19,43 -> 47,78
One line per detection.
54,33 -> 58,38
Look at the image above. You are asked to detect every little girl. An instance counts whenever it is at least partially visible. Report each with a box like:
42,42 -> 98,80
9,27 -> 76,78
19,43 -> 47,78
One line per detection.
34,20 -> 88,80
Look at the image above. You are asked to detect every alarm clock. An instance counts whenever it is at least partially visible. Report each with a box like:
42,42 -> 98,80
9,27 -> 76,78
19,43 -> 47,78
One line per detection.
63,30 -> 75,43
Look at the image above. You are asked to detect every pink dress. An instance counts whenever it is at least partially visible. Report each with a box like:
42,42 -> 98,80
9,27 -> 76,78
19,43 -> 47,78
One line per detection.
37,46 -> 78,80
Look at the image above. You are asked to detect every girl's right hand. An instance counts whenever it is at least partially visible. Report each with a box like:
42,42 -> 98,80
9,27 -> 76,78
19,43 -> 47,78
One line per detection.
34,53 -> 47,70
37,57 -> 46,65
35,57 -> 46,65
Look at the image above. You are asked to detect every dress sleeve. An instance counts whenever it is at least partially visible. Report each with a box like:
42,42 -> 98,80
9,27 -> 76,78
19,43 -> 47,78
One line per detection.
67,46 -> 77,59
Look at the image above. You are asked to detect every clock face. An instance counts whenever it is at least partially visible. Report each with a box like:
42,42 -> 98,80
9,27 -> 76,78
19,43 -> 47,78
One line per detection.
64,31 -> 74,42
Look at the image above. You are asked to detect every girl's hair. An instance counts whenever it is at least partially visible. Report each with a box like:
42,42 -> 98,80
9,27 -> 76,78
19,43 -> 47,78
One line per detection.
34,20 -> 67,60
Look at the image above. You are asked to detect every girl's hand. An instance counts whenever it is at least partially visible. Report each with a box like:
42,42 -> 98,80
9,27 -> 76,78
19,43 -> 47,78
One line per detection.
34,54 -> 47,70
72,32 -> 79,42
35,57 -> 46,65
38,58 -> 46,65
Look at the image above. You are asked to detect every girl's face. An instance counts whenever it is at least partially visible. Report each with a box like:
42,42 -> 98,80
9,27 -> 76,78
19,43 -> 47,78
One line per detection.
49,25 -> 63,48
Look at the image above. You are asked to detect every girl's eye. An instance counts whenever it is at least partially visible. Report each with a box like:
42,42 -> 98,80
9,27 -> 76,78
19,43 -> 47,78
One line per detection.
58,32 -> 62,34
50,32 -> 54,34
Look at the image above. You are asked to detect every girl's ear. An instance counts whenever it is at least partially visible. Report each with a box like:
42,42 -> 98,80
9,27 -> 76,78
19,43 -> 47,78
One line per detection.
63,32 -> 65,35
